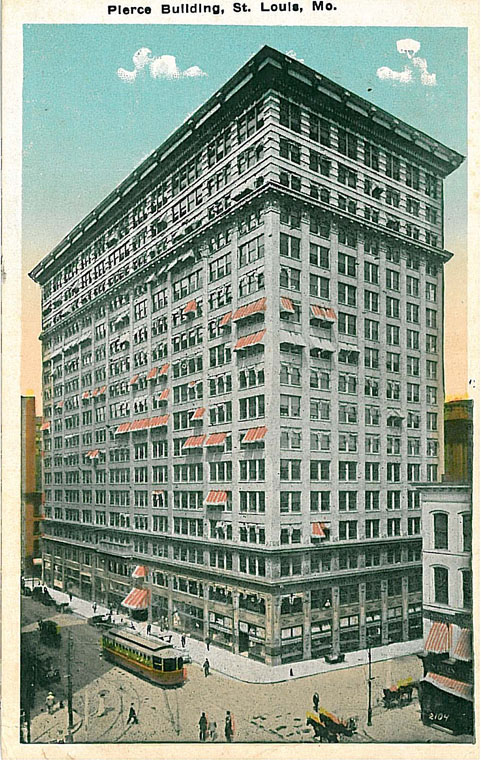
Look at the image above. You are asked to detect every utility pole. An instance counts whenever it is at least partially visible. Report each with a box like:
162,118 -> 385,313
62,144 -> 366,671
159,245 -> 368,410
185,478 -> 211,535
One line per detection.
367,640 -> 373,726
66,630 -> 74,742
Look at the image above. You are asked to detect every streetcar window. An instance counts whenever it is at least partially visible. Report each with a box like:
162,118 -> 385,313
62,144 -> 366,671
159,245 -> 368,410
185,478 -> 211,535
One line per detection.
153,656 -> 163,670
177,658 -> 183,670
163,658 -> 176,672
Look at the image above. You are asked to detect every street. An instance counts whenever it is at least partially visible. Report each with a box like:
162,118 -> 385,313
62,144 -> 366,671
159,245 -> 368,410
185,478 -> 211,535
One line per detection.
22,596 -> 472,744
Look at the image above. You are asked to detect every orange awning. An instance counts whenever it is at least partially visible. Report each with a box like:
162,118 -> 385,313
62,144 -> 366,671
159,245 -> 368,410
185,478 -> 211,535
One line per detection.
280,296 -> 295,313
188,380 -> 197,388
310,304 -> 336,321
82,391 -> 90,399
183,299 -> 198,315
159,363 -> 170,376
115,422 -> 131,434
242,426 -> 267,443
132,565 -> 148,579
311,522 -> 326,537
92,388 -> 100,397
192,407 -> 206,420
130,374 -> 139,386
184,435 -> 206,448
234,329 -> 266,351
205,490 -> 228,505
41,421 -> 51,431
453,628 -> 471,662
99,386 -> 107,395
424,621 -> 451,654
149,415 -> 169,429
56,401 -> 64,408
423,673 -> 473,702
88,449 -> 100,459
147,367 -> 158,381
206,432 -> 227,447
233,297 -> 266,321
159,388 -> 170,401
121,587 -> 151,610
219,311 -> 232,327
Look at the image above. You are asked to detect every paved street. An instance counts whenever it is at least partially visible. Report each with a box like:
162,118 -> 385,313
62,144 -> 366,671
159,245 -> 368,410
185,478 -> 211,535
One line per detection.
22,596 -> 472,745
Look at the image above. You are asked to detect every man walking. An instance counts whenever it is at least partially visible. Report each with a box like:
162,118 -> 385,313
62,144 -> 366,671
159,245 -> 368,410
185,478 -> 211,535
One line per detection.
198,712 -> 208,741
127,703 -> 139,725
181,633 -> 186,648
92,602 -> 97,614
208,718 -> 218,741
225,711 -> 234,742
203,658 -> 210,677
146,623 -> 152,636
45,692 -> 55,715
206,636 -> 211,652
313,692 -> 320,712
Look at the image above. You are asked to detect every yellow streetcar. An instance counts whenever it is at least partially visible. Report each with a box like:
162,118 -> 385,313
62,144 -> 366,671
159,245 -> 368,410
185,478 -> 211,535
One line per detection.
101,628 -> 186,687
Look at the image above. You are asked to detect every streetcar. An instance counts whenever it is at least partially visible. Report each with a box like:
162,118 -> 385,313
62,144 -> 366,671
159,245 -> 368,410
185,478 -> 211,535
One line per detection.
100,628 -> 186,687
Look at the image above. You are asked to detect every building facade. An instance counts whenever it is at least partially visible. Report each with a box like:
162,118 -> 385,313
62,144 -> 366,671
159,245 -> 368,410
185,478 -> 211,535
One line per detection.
21,395 -> 43,575
418,400 -> 473,735
30,46 -> 463,665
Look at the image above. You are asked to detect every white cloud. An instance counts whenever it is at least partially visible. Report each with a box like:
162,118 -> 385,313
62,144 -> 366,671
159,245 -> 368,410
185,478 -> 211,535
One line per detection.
117,48 -> 206,83
377,39 -> 436,86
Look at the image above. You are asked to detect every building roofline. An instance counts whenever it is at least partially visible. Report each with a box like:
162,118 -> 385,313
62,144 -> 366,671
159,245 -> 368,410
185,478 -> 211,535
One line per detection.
29,44 -> 465,284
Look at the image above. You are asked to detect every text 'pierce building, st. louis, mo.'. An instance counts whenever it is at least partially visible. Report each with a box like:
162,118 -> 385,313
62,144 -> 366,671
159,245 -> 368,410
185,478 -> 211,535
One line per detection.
30,46 -> 464,666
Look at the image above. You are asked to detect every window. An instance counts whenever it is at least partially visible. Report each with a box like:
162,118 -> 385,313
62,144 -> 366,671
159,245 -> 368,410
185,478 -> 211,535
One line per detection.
462,570 -> 472,608
310,113 -> 331,145
408,517 -> 420,535
339,491 -> 357,511
339,461 -> 357,481
310,460 -> 330,481
386,188 -> 400,208
387,518 -> 401,537
309,273 -> 330,299
364,319 -> 379,342
385,154 -> 400,180
240,395 -> 265,420
339,520 -> 358,541
339,404 -> 357,424
338,252 -> 356,277
387,490 -> 401,509
280,233 -> 300,260
310,491 -> 330,512
280,491 -> 301,513
364,142 -> 379,170
338,433 -> 357,452
364,290 -> 379,313
280,266 -> 301,291
434,566 -> 448,605
434,513 -> 448,549
365,434 -> 380,454
310,399 -> 330,421
338,313 -> 357,336
338,129 -> 357,159
365,462 -> 380,482
365,348 -> 379,369
386,352 -> 400,373
462,514 -> 472,553
364,262 -> 379,284
405,164 -> 420,190
387,325 -> 400,346
310,430 -> 330,452
408,490 -> 420,510
365,406 -> 380,426
425,173 -> 438,199
239,459 -> 265,481
280,394 -> 301,418
280,459 -> 301,481
238,236 -> 264,268
338,164 -> 357,188
365,491 -> 380,511
310,243 -> 329,269
279,98 -> 301,132
365,519 -> 380,539
387,463 -> 401,482
427,412 -> 438,431
338,282 -> 357,306
406,197 -> 420,216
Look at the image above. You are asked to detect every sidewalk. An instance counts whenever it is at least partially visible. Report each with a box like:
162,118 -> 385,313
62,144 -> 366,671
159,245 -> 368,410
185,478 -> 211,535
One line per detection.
45,587 -> 423,685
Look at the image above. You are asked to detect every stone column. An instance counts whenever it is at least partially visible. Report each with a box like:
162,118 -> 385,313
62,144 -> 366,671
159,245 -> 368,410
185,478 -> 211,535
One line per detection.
264,593 -> 282,665
303,590 -> 312,660
381,578 -> 389,645
232,590 -> 240,654
203,583 -> 210,640
359,581 -> 367,649
401,575 -> 409,640
331,585 -> 340,656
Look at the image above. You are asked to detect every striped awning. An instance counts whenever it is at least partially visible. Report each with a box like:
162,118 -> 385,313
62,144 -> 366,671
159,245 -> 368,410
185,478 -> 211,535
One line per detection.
453,628 -> 472,662
115,415 -> 169,435
424,621 -> 451,654
242,426 -> 267,443
132,565 -> 148,579
99,386 -> 107,395
311,522 -> 327,537
183,299 -> 198,315
188,380 -> 197,388
129,374 -> 139,386
41,421 -> 51,431
205,490 -> 229,505
219,311 -> 232,327
206,432 -> 227,447
56,401 -> 64,408
130,419 -> 150,431
423,673 -> 473,702
149,415 -> 169,428
234,329 -> 266,351
310,304 -> 336,321
184,435 -> 206,448
121,587 -> 151,611
147,367 -> 158,381
92,388 -> 100,397
115,422 -> 131,434
192,407 -> 206,420
159,363 -> 170,376
82,391 -> 90,399
233,297 -> 266,321
87,449 -> 99,459
280,296 -> 295,313
159,388 -> 170,401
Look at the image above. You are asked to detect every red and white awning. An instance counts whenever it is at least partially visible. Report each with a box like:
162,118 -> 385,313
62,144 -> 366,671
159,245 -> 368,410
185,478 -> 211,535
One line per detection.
40,421 -> 51,431
115,422 -> 131,434
82,391 -> 90,400
148,415 -> 169,429
56,401 -> 64,408
310,304 -> 336,321
147,367 -> 158,381
242,426 -> 267,443
424,621 -> 451,654
92,387 -> 100,397
159,363 -> 170,376
453,628 -> 472,662
219,311 -> 232,327
184,435 -> 206,449
99,386 -> 107,395
280,296 -> 295,313
192,407 -> 206,420
115,415 -> 169,435
206,432 -> 227,447
130,374 -> 140,386
183,299 -> 198,315
87,449 -> 100,459
121,587 -> 151,610
234,329 -> 266,351
132,565 -> 148,579
423,672 -> 473,702
311,522 -> 327,537
205,490 -> 229,505
233,297 -> 266,321
159,388 -> 170,401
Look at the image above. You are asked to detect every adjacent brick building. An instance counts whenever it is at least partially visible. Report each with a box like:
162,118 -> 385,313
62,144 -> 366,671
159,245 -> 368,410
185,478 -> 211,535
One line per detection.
21,395 -> 43,575
30,46 -> 463,664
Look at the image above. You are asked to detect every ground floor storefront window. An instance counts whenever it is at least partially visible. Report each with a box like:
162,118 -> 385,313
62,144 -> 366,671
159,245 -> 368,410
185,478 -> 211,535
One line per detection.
339,616 -> 359,652
280,625 -> 303,663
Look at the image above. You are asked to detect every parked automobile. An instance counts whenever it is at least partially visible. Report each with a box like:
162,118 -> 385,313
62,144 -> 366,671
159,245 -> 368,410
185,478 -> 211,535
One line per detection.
325,653 -> 345,664
88,614 -> 113,629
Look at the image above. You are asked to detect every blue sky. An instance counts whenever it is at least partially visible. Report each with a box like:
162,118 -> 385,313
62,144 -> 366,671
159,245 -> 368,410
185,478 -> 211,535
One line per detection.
22,25 -> 468,399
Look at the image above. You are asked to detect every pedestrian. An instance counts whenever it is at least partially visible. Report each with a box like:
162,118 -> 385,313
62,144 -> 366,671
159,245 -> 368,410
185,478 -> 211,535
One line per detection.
289,667 -> 294,677
181,633 -> 186,648
45,692 -> 55,715
69,592 -> 73,603
127,703 -> 139,725
203,658 -> 210,677
225,711 -> 234,742
208,718 -> 217,741
313,692 -> 320,712
198,711 -> 208,741
206,636 -> 211,652
93,602 -> 97,613
146,623 -> 152,636
130,621 -> 136,630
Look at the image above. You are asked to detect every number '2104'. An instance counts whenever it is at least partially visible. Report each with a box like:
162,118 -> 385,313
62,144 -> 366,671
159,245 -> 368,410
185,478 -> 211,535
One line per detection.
429,712 -> 449,722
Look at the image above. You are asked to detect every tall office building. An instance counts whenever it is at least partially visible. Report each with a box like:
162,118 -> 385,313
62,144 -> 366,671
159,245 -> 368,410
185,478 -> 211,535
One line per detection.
30,47 -> 463,665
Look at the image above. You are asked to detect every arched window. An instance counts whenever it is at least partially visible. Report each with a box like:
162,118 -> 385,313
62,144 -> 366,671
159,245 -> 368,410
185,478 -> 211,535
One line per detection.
461,513 -> 471,553
433,512 -> 448,550
461,569 -> 472,609
433,566 -> 449,605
